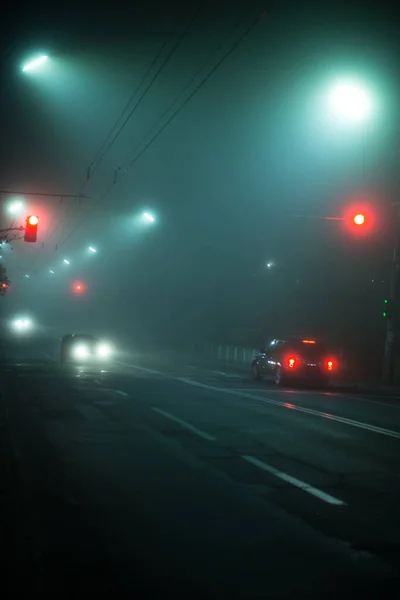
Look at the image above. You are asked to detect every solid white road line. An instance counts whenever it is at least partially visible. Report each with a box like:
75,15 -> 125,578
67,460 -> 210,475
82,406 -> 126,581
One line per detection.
177,378 -> 400,440
233,388 -> 400,408
242,455 -> 346,506
151,407 -> 216,441
123,364 -> 400,439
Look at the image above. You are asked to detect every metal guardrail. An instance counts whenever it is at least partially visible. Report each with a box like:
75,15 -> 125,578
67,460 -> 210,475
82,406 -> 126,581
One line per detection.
191,342 -> 258,365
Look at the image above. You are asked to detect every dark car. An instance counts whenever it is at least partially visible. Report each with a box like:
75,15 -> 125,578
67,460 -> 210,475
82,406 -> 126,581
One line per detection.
252,337 -> 336,387
60,334 -> 114,364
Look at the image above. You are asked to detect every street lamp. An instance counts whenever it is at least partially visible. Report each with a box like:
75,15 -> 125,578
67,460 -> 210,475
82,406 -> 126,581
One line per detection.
327,77 -> 374,124
22,55 -> 48,73
63,259 -> 70,265
142,212 -> 155,223
7,199 -> 24,215
88,246 -> 97,253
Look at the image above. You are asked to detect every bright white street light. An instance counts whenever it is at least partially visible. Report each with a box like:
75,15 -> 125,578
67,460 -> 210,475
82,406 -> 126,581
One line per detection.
22,55 -> 48,72
142,212 -> 155,223
266,262 -> 274,269
328,78 -> 374,123
88,246 -> 97,253
49,269 -> 55,274
7,199 -> 24,215
63,259 -> 70,265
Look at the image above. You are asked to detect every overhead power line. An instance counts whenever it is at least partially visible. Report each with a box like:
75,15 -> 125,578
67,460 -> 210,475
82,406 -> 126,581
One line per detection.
85,3 -> 203,185
85,39 -> 168,183
32,5 -> 203,269
39,8 -> 267,263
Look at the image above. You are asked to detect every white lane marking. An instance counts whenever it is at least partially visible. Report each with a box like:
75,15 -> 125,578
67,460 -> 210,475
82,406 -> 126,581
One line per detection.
210,370 -> 241,379
124,365 -> 400,438
177,379 -> 400,440
242,455 -> 346,506
233,388 -> 400,408
114,390 -> 129,397
151,407 -> 216,441
121,363 -> 165,376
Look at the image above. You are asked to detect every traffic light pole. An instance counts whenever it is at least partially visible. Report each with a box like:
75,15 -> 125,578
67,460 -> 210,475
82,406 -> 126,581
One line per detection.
383,204 -> 400,384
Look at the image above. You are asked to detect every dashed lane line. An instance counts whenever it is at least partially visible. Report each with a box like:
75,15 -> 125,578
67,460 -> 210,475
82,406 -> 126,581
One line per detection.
151,407 -> 216,441
242,455 -> 346,505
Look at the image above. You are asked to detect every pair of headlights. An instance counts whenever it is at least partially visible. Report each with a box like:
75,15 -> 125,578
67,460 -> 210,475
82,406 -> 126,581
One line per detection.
11,318 -> 33,332
72,343 -> 113,359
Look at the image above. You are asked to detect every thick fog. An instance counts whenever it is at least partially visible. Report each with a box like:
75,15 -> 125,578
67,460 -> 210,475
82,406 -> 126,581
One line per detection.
1,0 -> 399,374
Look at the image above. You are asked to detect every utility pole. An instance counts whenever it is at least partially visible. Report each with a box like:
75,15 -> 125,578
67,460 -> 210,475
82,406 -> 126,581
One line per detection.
383,203 -> 400,384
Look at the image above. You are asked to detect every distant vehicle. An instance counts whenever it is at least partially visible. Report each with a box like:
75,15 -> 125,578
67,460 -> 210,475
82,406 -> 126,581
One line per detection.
60,334 -> 114,364
252,337 -> 336,387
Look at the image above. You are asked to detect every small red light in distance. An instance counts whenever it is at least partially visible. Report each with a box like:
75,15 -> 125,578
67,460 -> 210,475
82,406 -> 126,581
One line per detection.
326,359 -> 335,371
28,215 -> 39,226
72,281 -> 85,294
1,283 -> 8,288
287,356 -> 296,368
302,340 -> 316,344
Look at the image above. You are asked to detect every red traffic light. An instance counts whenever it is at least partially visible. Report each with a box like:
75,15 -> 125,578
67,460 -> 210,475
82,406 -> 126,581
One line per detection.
24,215 -> 39,243
72,281 -> 86,294
342,199 -> 376,237
1,282 -> 8,288
353,213 -> 365,226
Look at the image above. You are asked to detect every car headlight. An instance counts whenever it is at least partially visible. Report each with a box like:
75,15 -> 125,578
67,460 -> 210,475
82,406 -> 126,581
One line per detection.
73,344 -> 90,359
96,343 -> 113,358
11,318 -> 33,332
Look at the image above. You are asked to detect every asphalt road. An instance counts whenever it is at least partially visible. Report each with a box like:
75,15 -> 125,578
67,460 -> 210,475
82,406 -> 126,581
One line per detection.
1,338 -> 400,598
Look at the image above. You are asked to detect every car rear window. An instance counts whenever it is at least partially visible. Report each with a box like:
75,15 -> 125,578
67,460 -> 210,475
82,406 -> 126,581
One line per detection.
287,341 -> 327,358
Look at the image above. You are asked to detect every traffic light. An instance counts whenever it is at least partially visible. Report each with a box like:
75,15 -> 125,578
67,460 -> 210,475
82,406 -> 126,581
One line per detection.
342,199 -> 378,237
383,298 -> 390,318
353,213 -> 365,226
72,281 -> 85,294
24,215 -> 39,243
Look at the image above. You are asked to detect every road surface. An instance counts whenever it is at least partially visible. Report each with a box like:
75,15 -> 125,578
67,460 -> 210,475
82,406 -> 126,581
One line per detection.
1,337 -> 400,597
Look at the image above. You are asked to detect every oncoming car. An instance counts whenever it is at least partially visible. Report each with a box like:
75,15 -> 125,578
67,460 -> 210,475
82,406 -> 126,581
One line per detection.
60,334 -> 114,364
252,337 -> 337,388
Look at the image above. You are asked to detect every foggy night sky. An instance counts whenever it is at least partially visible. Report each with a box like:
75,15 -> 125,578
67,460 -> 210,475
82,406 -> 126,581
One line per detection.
1,0 -> 400,356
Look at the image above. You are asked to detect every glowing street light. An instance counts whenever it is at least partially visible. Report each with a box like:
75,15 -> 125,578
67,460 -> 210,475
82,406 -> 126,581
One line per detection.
63,259 -> 70,265
266,261 -> 274,269
327,77 -> 374,124
142,212 -> 155,223
49,269 -> 55,274
88,246 -> 97,253
7,199 -> 24,215
22,55 -> 48,73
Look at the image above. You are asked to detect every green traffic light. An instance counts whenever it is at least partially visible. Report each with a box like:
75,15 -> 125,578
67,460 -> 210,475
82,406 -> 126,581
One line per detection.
383,311 -> 387,318
384,299 -> 388,304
